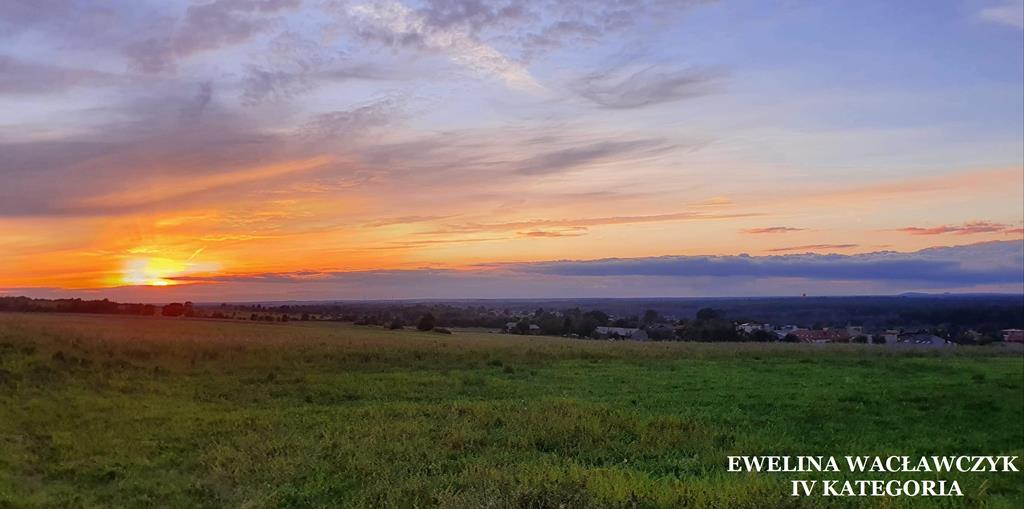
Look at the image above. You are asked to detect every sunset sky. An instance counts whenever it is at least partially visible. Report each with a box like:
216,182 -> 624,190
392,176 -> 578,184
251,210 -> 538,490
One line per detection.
2,0 -> 1023,300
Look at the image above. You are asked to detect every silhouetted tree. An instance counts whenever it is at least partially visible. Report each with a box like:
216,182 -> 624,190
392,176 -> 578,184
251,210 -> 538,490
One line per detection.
538,314 -> 563,335
162,303 -> 185,317
561,316 -> 575,335
515,319 -> 531,335
642,309 -> 661,325
612,315 -> 639,328
696,308 -> 720,321
583,310 -> 610,325
417,313 -> 436,331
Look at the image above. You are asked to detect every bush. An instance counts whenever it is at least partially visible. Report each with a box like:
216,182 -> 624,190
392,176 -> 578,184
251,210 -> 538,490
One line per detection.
433,327 -> 452,335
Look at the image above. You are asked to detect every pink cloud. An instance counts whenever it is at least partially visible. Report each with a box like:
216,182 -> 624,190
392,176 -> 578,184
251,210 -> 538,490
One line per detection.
742,226 -> 806,234
894,221 -> 1016,236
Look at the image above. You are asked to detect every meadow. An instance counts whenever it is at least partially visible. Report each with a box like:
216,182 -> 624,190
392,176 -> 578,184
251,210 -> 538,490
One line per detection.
0,313 -> 1021,509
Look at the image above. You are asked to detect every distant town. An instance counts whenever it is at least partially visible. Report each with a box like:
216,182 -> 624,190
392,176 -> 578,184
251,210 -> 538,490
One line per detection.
3,294 -> 1022,347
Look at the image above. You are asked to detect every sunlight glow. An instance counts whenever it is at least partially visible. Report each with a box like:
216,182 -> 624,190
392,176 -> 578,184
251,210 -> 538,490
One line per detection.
120,253 -> 220,287
121,258 -> 187,287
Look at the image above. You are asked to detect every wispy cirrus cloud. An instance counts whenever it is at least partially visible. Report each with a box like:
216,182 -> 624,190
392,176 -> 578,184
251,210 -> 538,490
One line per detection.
893,221 -> 1020,236
789,167 -> 1023,207
0,0 -> 139,49
0,55 -> 118,94
979,0 -> 1024,29
517,228 -> 588,238
0,83 -> 394,217
299,96 -> 405,139
575,64 -> 724,109
742,226 -> 806,234
124,0 -> 302,73
239,32 -> 408,105
338,0 -> 711,91
514,138 -> 674,175
72,155 -> 335,213
241,60 -> 397,104
345,0 -> 540,90
341,0 -> 708,60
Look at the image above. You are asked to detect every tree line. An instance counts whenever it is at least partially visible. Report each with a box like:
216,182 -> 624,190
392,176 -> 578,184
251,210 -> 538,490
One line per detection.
3,295 -> 1020,343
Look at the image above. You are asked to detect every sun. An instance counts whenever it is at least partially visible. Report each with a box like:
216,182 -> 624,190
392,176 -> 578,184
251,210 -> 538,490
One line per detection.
118,250 -> 222,287
121,257 -> 187,287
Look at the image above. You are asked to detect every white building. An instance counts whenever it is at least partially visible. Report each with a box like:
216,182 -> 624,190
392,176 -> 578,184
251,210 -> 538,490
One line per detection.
737,323 -> 772,334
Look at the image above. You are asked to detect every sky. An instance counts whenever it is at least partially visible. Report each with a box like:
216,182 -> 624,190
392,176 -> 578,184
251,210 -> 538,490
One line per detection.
1,0 -> 1023,301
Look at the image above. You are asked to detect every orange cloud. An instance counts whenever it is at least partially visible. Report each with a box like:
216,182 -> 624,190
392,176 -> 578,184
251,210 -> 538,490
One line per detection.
73,155 -> 335,211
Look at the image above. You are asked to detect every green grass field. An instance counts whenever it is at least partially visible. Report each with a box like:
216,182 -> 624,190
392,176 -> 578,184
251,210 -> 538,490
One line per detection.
0,313 -> 1021,508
